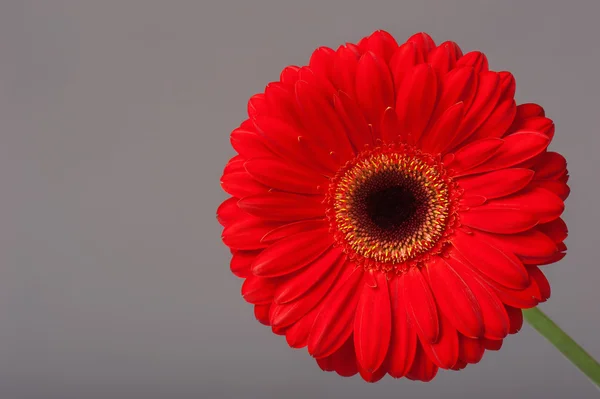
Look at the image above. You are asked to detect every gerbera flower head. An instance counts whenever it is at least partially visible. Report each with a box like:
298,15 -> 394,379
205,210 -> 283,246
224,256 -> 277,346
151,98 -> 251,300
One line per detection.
217,30 -> 569,382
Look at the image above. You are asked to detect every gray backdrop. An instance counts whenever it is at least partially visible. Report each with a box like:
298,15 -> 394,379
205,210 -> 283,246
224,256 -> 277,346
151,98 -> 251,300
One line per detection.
2,1 -> 599,398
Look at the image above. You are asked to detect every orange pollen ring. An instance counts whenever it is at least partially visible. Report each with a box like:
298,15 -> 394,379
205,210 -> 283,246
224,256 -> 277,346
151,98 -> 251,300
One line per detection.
325,144 -> 461,273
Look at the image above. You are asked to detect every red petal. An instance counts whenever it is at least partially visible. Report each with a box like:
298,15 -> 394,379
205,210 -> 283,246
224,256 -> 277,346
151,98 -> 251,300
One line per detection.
460,195 -> 487,208
432,67 -> 477,123
363,30 -> 398,62
223,157 -> 244,174
354,272 -> 392,372
427,41 -> 461,75
241,275 -> 277,304
533,152 -> 567,180
279,65 -> 300,84
298,66 -> 337,98
466,131 -> 550,174
254,304 -> 271,325
358,361 -> 388,383
420,102 -> 465,154
331,45 -> 360,97
244,158 -> 325,195
240,119 -> 255,130
483,338 -> 503,351
216,197 -> 239,226
308,266 -> 365,358
220,171 -> 269,198
458,335 -> 484,364
484,187 -> 564,224
531,180 -> 570,201
230,129 -> 276,159
380,106 -> 404,144
333,91 -> 374,150
528,266 -> 551,301
251,228 -> 333,277
477,230 -> 557,258
335,346 -> 361,378
273,247 -> 344,303
426,256 -> 484,338
264,82 -> 300,123
309,47 -> 335,80
404,267 -> 439,343
253,115 -> 339,175
261,219 -> 328,243
505,305 -> 524,334
389,42 -> 419,91
316,350 -> 334,371
247,93 -> 267,117
456,51 -> 489,73
534,152 -> 567,180
355,52 -> 395,127
269,257 -> 344,327
460,206 -> 538,234
230,250 -> 260,278
420,315 -> 459,369
450,360 -> 468,371
522,250 -> 566,266
514,103 -> 545,120
406,343 -> 439,382
499,72 -> 516,100
446,254 -> 510,340
451,72 -> 502,148
558,170 -> 569,183
442,40 -> 463,59
491,276 -> 542,308
285,306 -> 318,348
537,218 -> 568,244
317,336 -> 359,377
295,81 -> 355,161
388,275 -> 418,378
272,325 -> 288,336
253,115 -> 307,165
333,336 -> 360,376
442,152 -> 455,166
451,230 -> 529,289
238,192 -> 326,222
470,99 -> 517,141
346,42 -> 362,56
222,216 -> 281,250
448,138 -> 503,175
407,32 -> 436,59
457,168 -> 534,200
357,36 -> 369,52
395,64 -> 438,144
508,116 -> 555,139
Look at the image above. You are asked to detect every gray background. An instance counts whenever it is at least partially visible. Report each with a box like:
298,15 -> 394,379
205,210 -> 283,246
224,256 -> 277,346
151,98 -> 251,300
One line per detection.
1,1 -> 599,398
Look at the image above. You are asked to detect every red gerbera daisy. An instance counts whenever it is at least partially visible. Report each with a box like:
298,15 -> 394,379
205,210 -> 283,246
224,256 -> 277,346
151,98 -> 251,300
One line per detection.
217,30 -> 569,382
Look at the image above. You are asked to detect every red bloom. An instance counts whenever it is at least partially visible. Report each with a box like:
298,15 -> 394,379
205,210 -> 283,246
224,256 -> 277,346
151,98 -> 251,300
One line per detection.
217,30 -> 569,382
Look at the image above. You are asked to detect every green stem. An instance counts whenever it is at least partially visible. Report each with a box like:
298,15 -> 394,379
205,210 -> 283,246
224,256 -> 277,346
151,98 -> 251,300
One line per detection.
523,307 -> 600,389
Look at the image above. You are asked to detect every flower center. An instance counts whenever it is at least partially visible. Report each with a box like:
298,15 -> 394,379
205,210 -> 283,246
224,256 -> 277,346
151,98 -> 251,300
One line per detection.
325,144 -> 459,273
365,185 -> 417,230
